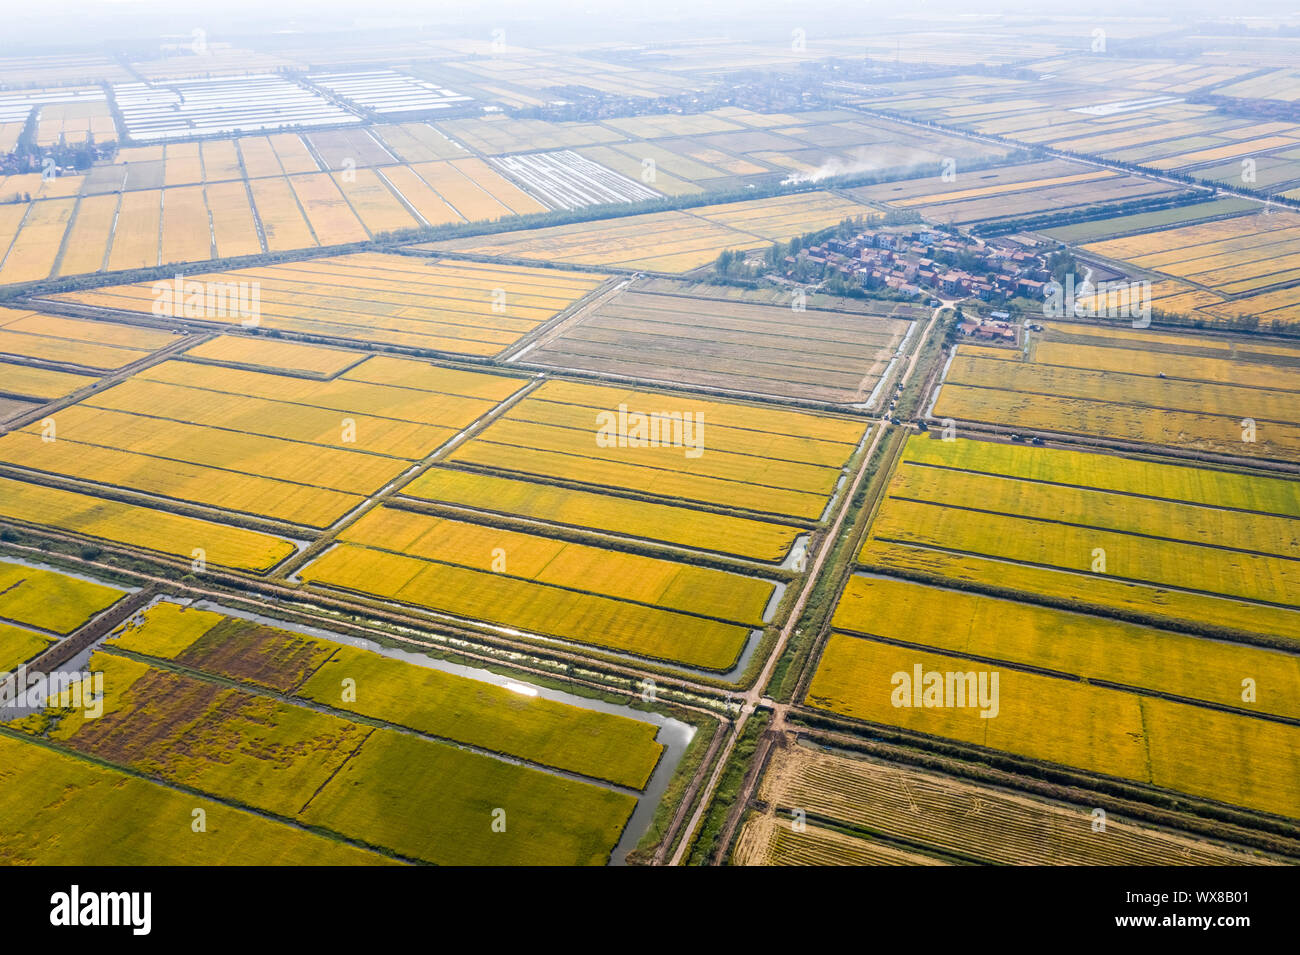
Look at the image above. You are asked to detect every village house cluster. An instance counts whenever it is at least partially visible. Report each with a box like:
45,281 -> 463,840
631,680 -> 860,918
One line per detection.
797,227 -> 1054,303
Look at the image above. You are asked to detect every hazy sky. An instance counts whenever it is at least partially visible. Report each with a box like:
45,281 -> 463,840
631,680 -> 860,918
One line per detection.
6,1 -> 1299,51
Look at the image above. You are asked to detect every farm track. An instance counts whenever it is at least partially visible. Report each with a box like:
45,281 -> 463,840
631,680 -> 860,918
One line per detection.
666,300 -> 951,864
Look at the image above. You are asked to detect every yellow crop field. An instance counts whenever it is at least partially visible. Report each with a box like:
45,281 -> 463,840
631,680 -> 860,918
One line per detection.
0,621 -> 53,673
0,360 -> 96,399
248,176 -> 317,251
30,403 -> 400,495
0,735 -> 394,865
410,160 -> 512,221
376,165 -> 462,226
112,601 -> 665,790
1149,135 -> 1300,169
871,498 -> 1299,608
268,133 -> 319,174
806,636 -> 1300,819
340,505 -> 775,624
423,191 -> 869,269
691,191 -> 875,240
861,537 -> 1300,646
0,428 -> 363,528
160,184 -> 212,264
205,180 -> 262,258
0,197 -> 75,283
0,475 -> 294,571
0,351 -> 522,528
449,157 -> 548,216
184,335 -> 363,377
936,383 -> 1300,461
133,356 -> 514,427
889,453 -> 1298,558
0,310 -> 170,369
301,541 -> 752,671
79,359 -> 497,457
55,193 -> 117,275
522,378 -> 865,447
444,377 -> 863,521
424,206 -> 774,272
892,170 -> 1114,206
857,436 -> 1300,643
53,253 -> 608,356
0,558 -> 125,634
373,123 -> 467,163
331,168 -> 418,236
834,575 -> 1300,720
938,328 -> 1300,460
403,466 -> 802,561
163,141 -> 204,186
105,188 -> 160,271
0,203 -> 28,259
236,135 -> 284,178
200,139 -> 243,182
289,173 -> 368,244
1076,210 -> 1300,318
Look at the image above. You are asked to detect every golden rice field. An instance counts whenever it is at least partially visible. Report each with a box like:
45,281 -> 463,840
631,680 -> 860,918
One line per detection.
182,335 -> 364,378
52,252 -> 608,356
0,148 -> 586,284
833,575 -> 1300,720
338,506 -> 773,624
0,621 -> 54,674
1077,211 -> 1300,327
0,558 -> 125,635
0,476 -> 295,571
11,650 -> 636,865
289,172 -> 369,244
0,352 -> 525,528
0,307 -> 174,371
445,378 -> 866,521
402,466 -> 803,562
56,193 -> 118,276
0,197 -> 75,284
110,601 -> 666,789
301,503 -> 772,670
247,176 -> 317,251
424,191 -> 877,273
935,328 -> 1300,461
0,734 -> 397,865
0,361 -> 96,402
741,746 -> 1279,865
806,636 -> 1300,819
858,435 -> 1300,645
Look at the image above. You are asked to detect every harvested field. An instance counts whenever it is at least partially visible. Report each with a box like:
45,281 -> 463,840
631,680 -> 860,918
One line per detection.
745,745 -> 1280,864
524,282 -> 912,404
